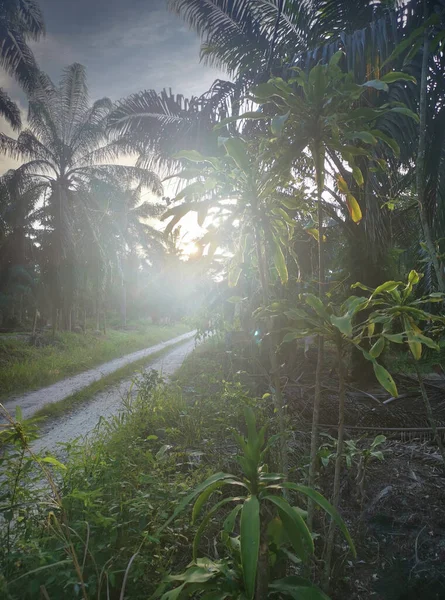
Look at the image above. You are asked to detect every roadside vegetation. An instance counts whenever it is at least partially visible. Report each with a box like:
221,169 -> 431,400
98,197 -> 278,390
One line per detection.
0,321 -> 190,398
1,0 -> 445,599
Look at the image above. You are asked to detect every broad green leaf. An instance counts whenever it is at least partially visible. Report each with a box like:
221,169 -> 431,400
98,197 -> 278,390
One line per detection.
223,504 -> 242,533
346,194 -> 362,224
330,314 -> 353,337
280,196 -> 301,210
281,483 -> 356,557
305,227 -> 326,242
265,495 -> 313,561
269,577 -> 330,600
174,181 -> 207,202
361,80 -> 389,93
369,336 -> 385,358
158,472 -> 235,532
224,137 -> 250,173
174,150 -> 220,169
271,111 -> 290,136
304,294 -> 330,321
193,496 -> 243,561
42,456 -> 66,470
352,166 -> 364,186
389,107 -> 420,122
272,238 -> 288,284
381,71 -> 417,84
169,566 -> 219,584
350,131 -> 378,145
371,129 -> 400,157
228,263 -> 242,288
251,82 -> 279,99
309,64 -> 327,101
214,111 -> 266,130
337,175 -> 349,194
329,50 -> 344,66
408,270 -> 420,286
162,203 -> 195,235
160,582 -> 185,600
372,362 -> 398,397
409,332 -> 439,351
383,333 -> 404,343
240,496 -> 260,600
367,322 -> 375,338
371,281 -> 401,297
193,481 -> 225,523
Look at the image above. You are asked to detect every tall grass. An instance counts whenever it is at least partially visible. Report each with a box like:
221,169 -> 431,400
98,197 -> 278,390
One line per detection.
0,321 -> 190,398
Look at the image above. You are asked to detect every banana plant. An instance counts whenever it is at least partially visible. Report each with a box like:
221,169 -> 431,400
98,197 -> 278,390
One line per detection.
247,52 -> 418,521
162,136 -> 306,474
156,407 -> 355,600
356,270 -> 445,464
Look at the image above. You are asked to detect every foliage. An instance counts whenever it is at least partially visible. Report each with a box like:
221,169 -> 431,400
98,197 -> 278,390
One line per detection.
0,322 -> 189,398
155,407 -> 355,600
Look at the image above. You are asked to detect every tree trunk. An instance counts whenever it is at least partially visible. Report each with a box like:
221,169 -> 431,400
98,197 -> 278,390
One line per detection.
416,4 -> 445,292
255,226 -> 288,477
121,280 -> 127,328
32,307 -> 38,337
307,141 -> 325,530
95,291 -> 100,331
415,363 -> 445,466
323,339 -> 346,589
52,307 -> 57,340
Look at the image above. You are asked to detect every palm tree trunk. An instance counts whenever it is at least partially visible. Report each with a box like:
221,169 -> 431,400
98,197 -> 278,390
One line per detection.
323,339 -> 346,589
32,307 -> 38,337
307,141 -> 325,530
416,3 -> 445,292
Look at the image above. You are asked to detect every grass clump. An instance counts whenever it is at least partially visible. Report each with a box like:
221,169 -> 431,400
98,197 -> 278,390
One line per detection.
0,321 -> 190,399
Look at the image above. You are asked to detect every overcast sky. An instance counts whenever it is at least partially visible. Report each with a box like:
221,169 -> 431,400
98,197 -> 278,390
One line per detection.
0,0 -> 221,167
32,0 -> 221,100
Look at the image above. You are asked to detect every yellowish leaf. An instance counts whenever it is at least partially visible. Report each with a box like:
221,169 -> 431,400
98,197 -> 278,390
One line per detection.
346,194 -> 363,224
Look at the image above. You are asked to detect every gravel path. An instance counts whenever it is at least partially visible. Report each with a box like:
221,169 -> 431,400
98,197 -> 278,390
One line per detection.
32,335 -> 197,455
3,330 -> 196,421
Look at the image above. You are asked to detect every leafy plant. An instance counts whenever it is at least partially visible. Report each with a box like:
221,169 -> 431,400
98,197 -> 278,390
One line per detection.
319,434 -> 386,507
156,407 -> 355,600
357,270 -> 445,464
249,53 -> 417,533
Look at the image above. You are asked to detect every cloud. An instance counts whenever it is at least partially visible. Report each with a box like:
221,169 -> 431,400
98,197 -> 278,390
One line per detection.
30,4 -> 224,101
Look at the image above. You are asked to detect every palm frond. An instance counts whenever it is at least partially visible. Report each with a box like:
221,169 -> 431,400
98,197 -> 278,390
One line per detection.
0,87 -> 21,130
59,63 -> 90,144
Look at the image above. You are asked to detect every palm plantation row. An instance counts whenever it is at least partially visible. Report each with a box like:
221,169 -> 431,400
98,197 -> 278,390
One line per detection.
2,0 -> 445,599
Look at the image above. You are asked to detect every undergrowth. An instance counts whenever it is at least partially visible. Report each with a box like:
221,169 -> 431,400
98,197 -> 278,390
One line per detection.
0,321 -> 190,398
0,339 -> 267,599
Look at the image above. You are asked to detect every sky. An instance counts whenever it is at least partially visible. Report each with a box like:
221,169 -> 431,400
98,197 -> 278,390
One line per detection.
0,0 -> 222,170
0,0 -> 223,246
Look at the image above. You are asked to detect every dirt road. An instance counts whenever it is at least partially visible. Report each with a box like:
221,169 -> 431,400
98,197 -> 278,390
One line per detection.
3,330 -> 196,421
31,335 -> 196,454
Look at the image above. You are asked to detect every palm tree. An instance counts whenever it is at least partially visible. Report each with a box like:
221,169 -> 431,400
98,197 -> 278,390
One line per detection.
108,80 -> 238,175
167,0 -> 401,77
84,180 -> 166,327
0,169 -> 41,324
0,63 -> 162,328
0,0 -> 45,130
